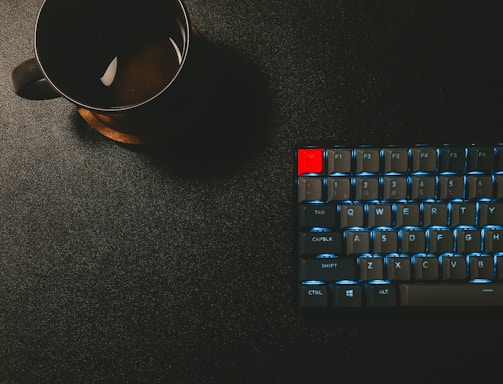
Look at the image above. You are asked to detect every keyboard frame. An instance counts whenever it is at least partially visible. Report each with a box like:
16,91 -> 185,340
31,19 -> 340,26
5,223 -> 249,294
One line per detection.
294,142 -> 503,315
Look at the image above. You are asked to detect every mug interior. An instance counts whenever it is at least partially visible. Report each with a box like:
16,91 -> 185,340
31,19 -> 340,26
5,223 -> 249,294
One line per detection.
35,0 -> 190,111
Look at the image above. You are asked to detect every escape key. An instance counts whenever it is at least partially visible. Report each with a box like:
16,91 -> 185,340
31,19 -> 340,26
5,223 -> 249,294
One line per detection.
297,148 -> 324,175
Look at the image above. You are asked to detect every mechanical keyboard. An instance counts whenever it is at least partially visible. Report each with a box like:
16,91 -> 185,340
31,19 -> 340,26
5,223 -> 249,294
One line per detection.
296,144 -> 503,309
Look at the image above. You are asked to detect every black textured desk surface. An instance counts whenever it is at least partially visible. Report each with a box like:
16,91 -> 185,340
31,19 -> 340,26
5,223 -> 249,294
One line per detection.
2,1 -> 503,383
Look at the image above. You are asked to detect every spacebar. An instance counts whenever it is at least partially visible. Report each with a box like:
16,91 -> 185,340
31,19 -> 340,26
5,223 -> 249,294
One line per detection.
400,283 -> 503,306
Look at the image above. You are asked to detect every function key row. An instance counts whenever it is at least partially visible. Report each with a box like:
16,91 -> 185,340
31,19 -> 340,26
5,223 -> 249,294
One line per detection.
297,145 -> 503,175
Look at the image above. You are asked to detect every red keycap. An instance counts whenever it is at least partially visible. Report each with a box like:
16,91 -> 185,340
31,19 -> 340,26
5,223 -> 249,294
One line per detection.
297,148 -> 324,175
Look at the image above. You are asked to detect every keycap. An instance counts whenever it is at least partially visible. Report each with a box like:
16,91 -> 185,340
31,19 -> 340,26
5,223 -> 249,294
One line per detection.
327,177 -> 351,200
327,148 -> 352,173
437,175 -> 465,199
410,147 -> 437,172
298,203 -> 336,228
372,229 -> 398,254
382,176 -> 407,200
395,204 -> 420,226
298,257 -> 356,281
450,203 -> 477,226
410,176 -> 436,199
298,148 -> 324,175
400,283 -> 503,306
299,282 -> 328,308
422,203 -> 449,226
438,146 -> 466,172
345,230 -> 370,255
483,229 -> 503,252
366,281 -> 397,307
367,204 -> 393,227
400,229 -> 426,253
386,255 -> 412,280
355,148 -> 380,173
299,231 -> 343,255
441,256 -> 467,280
479,203 -> 503,225
359,256 -> 384,280
467,146 -> 494,171
455,229 -> 481,253
354,177 -> 379,200
468,255 -> 494,280
413,255 -> 439,280
382,147 -> 408,173
298,177 -> 323,202
332,282 -> 363,307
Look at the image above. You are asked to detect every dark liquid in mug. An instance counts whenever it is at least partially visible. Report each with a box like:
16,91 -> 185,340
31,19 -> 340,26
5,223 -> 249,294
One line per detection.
37,1 -> 186,110
97,35 -> 181,107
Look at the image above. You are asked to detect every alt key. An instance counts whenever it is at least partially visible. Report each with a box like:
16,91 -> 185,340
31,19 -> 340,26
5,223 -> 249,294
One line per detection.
365,281 -> 397,307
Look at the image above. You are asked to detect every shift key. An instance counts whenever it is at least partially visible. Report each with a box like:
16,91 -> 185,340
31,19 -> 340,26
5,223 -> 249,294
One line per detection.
299,256 -> 355,281
299,231 -> 343,255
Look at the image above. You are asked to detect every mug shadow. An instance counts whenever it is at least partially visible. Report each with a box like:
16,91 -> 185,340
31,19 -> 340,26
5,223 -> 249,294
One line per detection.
133,43 -> 271,177
70,43 -> 272,177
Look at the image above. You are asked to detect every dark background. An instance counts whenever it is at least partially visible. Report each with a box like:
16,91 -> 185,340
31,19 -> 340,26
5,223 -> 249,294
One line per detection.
2,1 -> 503,383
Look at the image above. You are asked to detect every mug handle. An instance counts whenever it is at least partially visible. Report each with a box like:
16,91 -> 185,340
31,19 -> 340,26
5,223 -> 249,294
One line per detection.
10,58 -> 61,100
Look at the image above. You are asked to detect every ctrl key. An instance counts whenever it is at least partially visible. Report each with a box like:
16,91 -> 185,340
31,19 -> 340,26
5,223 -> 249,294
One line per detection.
299,281 -> 328,308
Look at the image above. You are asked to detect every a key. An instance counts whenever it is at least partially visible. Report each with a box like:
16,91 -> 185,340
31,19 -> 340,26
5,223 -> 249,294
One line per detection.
367,204 -> 393,227
438,146 -> 466,172
382,176 -> 407,200
437,175 -> 465,200
414,255 -> 439,280
422,203 -> 449,226
410,147 -> 437,172
359,256 -> 384,280
327,177 -> 351,201
298,203 -> 336,228
450,203 -> 477,226
298,256 -> 356,281
467,146 -> 495,172
372,229 -> 398,254
395,204 -> 420,226
483,229 -> 503,252
386,255 -> 412,281
298,177 -> 323,202
468,255 -> 494,280
466,175 -> 493,199
455,229 -> 482,253
382,147 -> 408,173
441,255 -> 467,280
365,281 -> 397,307
297,148 -> 324,175
354,177 -> 379,200
298,282 -> 328,308
410,176 -> 436,200
327,148 -> 352,174
355,148 -> 380,173
399,229 -> 426,253
345,230 -> 370,255
427,229 -> 454,253
331,282 -> 363,307
299,231 -> 343,255
339,204 -> 365,228
400,283 -> 503,306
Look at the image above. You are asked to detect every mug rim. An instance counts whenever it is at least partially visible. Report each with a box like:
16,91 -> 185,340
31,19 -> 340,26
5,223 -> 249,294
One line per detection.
33,0 -> 192,112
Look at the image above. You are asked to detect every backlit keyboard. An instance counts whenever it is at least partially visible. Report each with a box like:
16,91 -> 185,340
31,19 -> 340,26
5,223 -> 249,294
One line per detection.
296,144 -> 503,309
